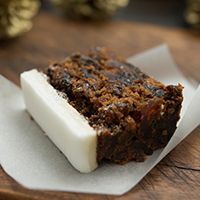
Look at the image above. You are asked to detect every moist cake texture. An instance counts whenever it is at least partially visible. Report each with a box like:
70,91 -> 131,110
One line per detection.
46,47 -> 183,164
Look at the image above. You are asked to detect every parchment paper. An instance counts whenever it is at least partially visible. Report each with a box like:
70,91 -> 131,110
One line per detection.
0,45 -> 199,195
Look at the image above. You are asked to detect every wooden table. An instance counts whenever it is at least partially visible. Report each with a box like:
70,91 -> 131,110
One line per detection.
0,11 -> 200,200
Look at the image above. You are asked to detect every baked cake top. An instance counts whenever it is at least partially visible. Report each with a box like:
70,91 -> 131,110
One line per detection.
46,47 -> 183,137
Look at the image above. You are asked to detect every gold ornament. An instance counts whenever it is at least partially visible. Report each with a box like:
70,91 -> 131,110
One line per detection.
0,0 -> 40,39
185,0 -> 200,30
51,0 -> 129,19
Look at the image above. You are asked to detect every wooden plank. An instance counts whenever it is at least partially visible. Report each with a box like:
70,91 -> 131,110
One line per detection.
0,11 -> 199,200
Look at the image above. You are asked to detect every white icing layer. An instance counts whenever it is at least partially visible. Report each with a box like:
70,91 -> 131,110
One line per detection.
20,69 -> 97,173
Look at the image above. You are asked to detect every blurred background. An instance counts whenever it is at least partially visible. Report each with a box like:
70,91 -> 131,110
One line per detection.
0,0 -> 200,40
43,0 -> 196,27
113,0 -> 188,27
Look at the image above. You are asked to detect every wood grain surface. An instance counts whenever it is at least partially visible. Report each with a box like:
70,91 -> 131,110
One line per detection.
0,11 -> 200,200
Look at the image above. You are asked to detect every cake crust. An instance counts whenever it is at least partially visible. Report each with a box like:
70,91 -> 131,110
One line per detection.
46,47 -> 183,164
